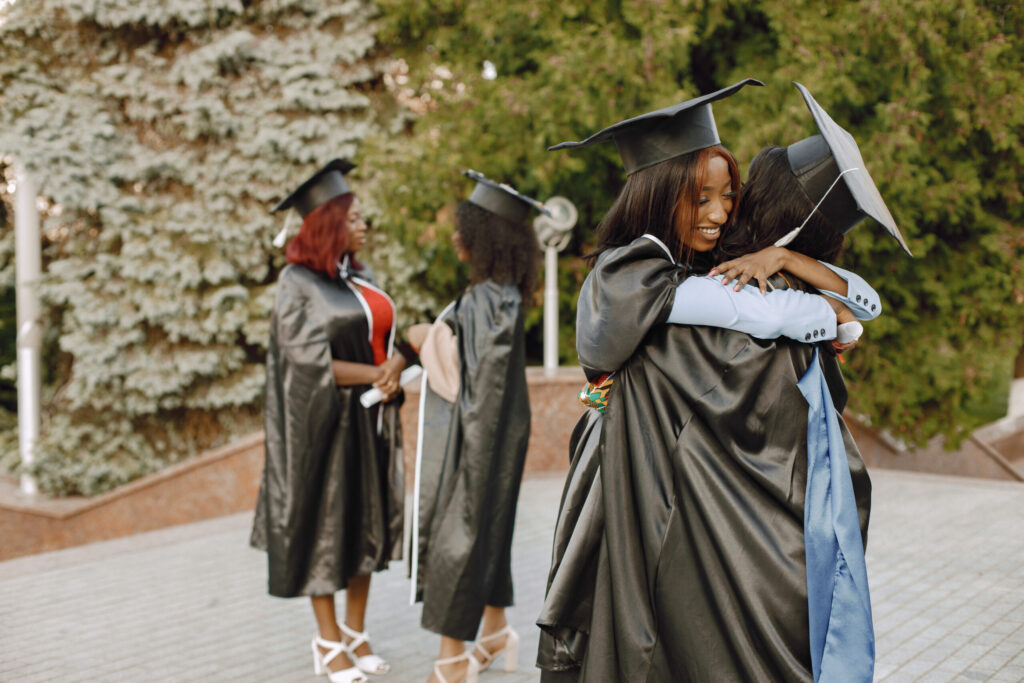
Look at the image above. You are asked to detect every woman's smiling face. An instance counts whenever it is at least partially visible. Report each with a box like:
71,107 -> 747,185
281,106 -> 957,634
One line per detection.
676,153 -> 735,252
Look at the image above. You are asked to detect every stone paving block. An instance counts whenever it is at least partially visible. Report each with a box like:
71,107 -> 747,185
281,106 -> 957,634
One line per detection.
891,657 -> 937,678
873,661 -> 899,680
914,643 -> 953,664
935,654 -> 981,674
953,641 -> 995,663
939,630 -> 973,651
972,651 -> 1016,673
955,668 -> 993,680
971,629 -> 1008,648
912,668 -> 959,683
992,665 -> 1024,682
990,636 -> 1024,658
879,617 -> 925,646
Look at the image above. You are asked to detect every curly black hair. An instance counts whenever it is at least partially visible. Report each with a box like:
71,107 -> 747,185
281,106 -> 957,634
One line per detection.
717,146 -> 845,263
454,200 -> 542,307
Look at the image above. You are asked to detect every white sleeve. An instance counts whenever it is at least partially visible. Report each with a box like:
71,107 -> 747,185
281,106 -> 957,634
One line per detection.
667,275 -> 837,342
816,262 -> 882,321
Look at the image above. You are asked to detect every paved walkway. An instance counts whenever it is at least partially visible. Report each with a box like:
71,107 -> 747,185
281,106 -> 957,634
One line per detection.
0,470 -> 1022,682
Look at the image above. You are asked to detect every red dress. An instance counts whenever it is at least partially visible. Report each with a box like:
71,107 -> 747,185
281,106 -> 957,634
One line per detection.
356,281 -> 394,366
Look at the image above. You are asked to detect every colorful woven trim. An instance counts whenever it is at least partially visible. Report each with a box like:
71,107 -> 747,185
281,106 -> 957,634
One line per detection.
578,373 -> 615,414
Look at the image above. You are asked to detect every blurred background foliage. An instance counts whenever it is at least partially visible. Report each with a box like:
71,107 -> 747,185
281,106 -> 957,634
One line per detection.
367,0 -> 1024,445
0,0 -> 1020,494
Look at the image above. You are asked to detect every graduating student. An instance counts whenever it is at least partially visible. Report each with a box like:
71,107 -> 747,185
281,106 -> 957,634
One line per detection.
251,160 -> 405,683
406,171 -> 544,683
538,82 -> 910,682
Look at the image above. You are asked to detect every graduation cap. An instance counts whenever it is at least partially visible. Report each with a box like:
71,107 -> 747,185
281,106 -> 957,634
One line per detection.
271,159 -> 355,217
782,82 -> 912,256
463,169 -> 550,223
548,78 -> 764,174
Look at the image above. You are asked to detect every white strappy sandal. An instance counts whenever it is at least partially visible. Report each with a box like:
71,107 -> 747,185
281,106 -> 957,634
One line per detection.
339,622 -> 390,676
472,624 -> 519,672
432,650 -> 480,683
312,636 -> 367,683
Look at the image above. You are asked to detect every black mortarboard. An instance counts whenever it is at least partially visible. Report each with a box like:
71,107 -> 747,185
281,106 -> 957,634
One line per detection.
786,82 -> 912,256
548,78 -> 764,174
271,159 -> 355,217
463,170 -> 550,223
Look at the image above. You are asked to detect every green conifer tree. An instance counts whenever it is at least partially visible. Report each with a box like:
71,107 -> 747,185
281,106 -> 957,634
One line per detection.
0,0 -> 394,494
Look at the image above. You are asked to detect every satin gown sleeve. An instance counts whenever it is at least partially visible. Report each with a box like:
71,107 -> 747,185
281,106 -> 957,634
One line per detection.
576,236 -> 688,381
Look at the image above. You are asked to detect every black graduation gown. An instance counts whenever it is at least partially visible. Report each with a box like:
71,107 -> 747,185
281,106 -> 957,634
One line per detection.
537,238 -> 870,681
411,280 -> 531,641
250,264 -> 404,598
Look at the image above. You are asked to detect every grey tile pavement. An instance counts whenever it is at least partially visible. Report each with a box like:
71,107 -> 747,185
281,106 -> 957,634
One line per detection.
0,470 -> 1022,682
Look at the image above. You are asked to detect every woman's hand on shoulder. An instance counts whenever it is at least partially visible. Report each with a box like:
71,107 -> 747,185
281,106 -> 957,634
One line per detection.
711,246 -> 790,295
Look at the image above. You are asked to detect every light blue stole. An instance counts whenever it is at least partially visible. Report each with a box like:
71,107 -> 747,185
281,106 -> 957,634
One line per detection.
799,347 -> 874,682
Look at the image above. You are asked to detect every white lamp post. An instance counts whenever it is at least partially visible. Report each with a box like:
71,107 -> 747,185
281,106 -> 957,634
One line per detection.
14,163 -> 41,495
533,197 -> 578,376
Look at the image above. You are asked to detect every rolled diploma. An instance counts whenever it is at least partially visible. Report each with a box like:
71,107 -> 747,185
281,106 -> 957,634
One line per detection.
359,364 -> 424,408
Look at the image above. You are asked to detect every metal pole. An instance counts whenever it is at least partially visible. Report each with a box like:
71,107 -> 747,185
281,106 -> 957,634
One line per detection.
534,196 -> 577,378
14,164 -> 41,495
543,246 -> 558,376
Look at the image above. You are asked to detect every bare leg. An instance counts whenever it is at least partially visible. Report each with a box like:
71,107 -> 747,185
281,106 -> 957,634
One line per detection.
480,605 -> 507,636
428,636 -> 470,683
343,574 -> 374,657
473,606 -> 509,661
312,594 -> 356,672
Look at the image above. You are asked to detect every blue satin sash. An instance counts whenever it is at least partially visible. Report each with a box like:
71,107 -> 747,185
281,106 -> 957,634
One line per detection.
799,348 -> 874,682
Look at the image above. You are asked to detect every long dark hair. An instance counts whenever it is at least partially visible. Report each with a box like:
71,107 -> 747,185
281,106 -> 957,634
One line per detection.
590,145 -> 740,264
455,200 -> 541,306
717,146 -> 844,262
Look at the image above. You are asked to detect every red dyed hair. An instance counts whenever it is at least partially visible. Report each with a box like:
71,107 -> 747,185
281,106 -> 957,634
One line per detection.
285,194 -> 360,278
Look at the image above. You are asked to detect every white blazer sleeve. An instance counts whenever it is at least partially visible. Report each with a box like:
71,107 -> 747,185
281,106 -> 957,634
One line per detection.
815,262 -> 882,321
668,275 -> 837,342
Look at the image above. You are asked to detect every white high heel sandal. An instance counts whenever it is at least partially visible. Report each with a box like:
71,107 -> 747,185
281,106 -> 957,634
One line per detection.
433,650 -> 480,683
312,635 -> 368,683
472,624 -> 519,672
338,622 -> 390,675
